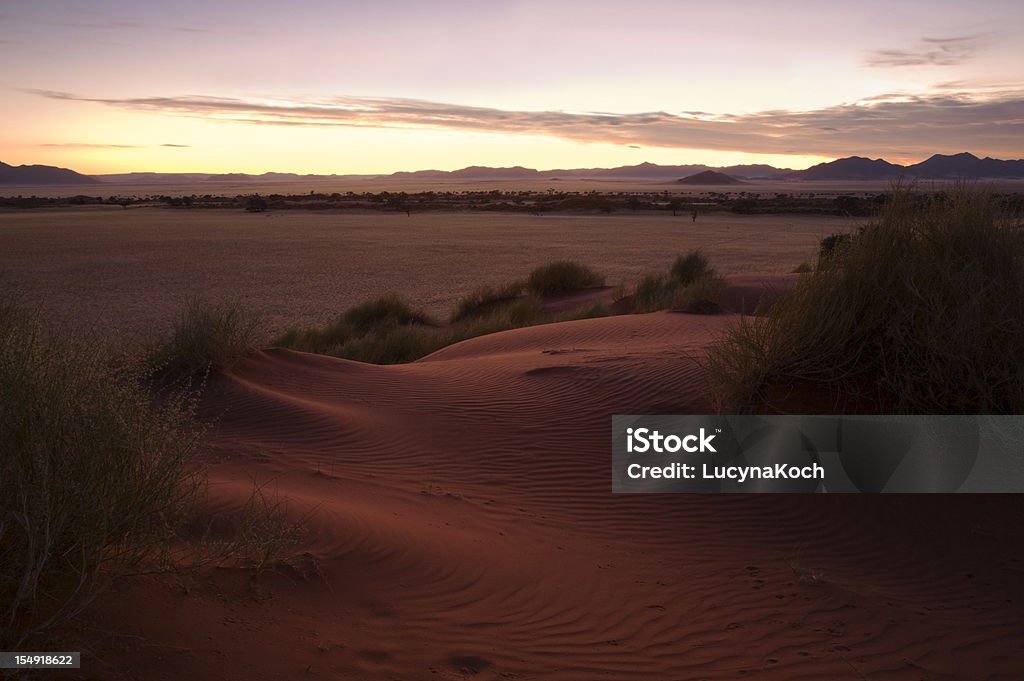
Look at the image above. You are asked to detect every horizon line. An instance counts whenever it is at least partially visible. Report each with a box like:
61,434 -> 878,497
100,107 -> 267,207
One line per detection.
8,150 -> 1017,179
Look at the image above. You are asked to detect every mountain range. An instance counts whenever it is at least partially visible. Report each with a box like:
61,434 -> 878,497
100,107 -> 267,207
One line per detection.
1,152 -> 1023,186
0,161 -> 99,185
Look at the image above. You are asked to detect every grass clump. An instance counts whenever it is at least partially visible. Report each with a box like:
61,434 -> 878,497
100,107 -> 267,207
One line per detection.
705,184 -> 1024,413
526,261 -> 605,297
341,293 -> 434,336
632,273 -> 675,313
670,250 -> 714,285
277,293 -> 608,365
633,249 -> 726,314
0,297 -> 203,647
146,298 -> 259,381
275,294 -> 434,357
670,276 -> 727,314
451,281 -> 527,322
321,324 -> 440,364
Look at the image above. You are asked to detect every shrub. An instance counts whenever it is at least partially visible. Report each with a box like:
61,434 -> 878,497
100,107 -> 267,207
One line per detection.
670,250 -> 714,285
670,276 -> 726,314
705,184 -> 1024,413
632,273 -> 674,313
274,294 -> 434,357
276,293 -> 608,364
526,261 -> 604,297
146,298 -> 259,381
341,293 -> 433,336
328,324 -> 439,364
633,250 -> 724,313
451,281 -> 527,322
0,298 -> 202,647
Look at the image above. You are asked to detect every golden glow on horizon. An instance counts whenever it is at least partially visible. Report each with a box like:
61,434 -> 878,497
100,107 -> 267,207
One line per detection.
3,106 -> 833,175
3,2 -> 1022,175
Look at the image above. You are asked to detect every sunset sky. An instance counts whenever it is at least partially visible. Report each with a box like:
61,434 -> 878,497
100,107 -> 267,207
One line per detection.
2,0 -> 1023,174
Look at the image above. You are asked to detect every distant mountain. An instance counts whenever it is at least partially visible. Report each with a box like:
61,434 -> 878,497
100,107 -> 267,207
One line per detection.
791,152 -> 1024,181
99,172 -> 215,184
905,152 -> 1024,179
0,161 -> 99,185
572,162 -> 708,179
17,152 -> 1024,187
794,156 -> 905,181
677,170 -> 743,185
720,164 -> 792,179
450,166 -> 539,179
318,162 -> 778,182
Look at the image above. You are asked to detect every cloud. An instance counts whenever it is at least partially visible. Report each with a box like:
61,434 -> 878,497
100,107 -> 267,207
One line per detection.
160,143 -> 190,147
37,142 -> 190,149
27,89 -> 1024,160
38,142 -> 140,149
866,35 -> 985,67
54,19 -> 209,33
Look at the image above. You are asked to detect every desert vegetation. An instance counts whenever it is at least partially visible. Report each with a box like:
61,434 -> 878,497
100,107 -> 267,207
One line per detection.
270,254 -> 741,364
275,262 -> 612,364
451,281 -> 528,322
631,249 -> 726,313
274,294 -> 439,363
0,295 -> 303,649
0,188 -> 949,217
0,297 -> 203,647
525,261 -> 605,297
145,298 -> 260,384
705,185 -> 1024,413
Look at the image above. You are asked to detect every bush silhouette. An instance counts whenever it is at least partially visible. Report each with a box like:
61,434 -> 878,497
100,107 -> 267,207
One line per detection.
706,184 -> 1024,413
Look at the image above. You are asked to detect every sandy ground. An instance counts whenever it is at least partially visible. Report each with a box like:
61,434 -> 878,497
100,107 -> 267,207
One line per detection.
72,310 -> 1024,680
6,208 -> 1021,679
0,206 -> 852,339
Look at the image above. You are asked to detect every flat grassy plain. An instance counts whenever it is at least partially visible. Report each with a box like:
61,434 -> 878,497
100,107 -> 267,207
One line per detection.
0,205 -> 854,340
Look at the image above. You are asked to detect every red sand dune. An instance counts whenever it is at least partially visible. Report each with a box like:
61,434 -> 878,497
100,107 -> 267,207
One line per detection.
79,291 -> 1024,680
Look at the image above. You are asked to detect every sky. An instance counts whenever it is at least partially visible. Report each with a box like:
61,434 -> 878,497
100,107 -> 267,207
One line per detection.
1,0 -> 1023,174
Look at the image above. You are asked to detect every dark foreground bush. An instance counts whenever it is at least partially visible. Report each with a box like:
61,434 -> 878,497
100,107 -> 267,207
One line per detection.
146,298 -> 259,381
705,185 -> 1024,413
0,298 -> 202,647
526,261 -> 605,297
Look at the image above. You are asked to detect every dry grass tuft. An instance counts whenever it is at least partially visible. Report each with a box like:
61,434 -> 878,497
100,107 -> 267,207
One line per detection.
145,298 -> 259,382
526,261 -> 605,297
0,297 -> 204,647
705,184 -> 1024,413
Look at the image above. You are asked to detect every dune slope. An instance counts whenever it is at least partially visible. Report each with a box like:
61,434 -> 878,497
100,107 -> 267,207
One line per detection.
79,312 -> 1024,681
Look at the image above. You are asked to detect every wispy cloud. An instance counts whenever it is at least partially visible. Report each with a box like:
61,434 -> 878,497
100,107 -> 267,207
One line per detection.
37,142 -> 190,149
53,19 -> 210,34
38,142 -> 140,149
28,89 -> 1024,159
866,35 -> 986,67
